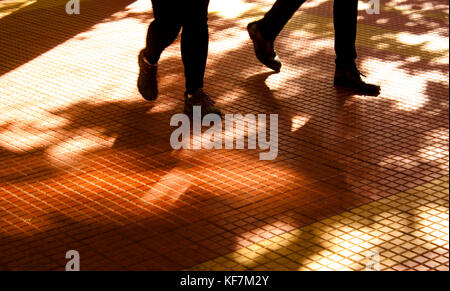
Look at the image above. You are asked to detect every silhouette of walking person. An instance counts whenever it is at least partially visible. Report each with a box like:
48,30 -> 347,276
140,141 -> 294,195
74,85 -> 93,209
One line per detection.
247,0 -> 381,95
138,0 -> 221,115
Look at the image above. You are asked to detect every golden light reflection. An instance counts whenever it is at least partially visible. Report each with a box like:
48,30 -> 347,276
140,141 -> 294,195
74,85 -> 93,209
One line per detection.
360,58 -> 440,111
141,168 -> 192,205
209,0 -> 256,19
0,0 -> 36,19
291,115 -> 311,132
46,130 -> 115,167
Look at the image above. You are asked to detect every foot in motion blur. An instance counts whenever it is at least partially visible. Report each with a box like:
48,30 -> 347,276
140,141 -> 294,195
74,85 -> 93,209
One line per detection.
247,21 -> 282,72
137,49 -> 159,101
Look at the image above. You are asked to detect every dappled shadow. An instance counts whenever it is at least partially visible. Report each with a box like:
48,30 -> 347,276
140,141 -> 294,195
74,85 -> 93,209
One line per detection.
0,0 -> 136,77
0,0 -> 448,270
239,0 -> 449,76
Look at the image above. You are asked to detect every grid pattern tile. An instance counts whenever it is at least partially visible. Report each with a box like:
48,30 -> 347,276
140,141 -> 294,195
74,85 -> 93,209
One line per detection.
190,176 -> 449,271
0,0 -> 448,270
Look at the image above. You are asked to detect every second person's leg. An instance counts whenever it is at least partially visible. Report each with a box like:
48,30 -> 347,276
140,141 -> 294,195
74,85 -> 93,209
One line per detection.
258,0 -> 307,42
333,0 -> 381,95
180,0 -> 210,95
247,0 -> 306,72
333,0 -> 358,69
181,0 -> 221,116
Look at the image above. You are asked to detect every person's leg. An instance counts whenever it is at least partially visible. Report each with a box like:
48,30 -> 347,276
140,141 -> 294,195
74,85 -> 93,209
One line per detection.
333,0 -> 358,69
144,0 -> 182,64
258,0 -> 307,42
138,0 -> 182,101
180,0 -> 209,95
180,0 -> 221,116
247,0 -> 306,72
333,0 -> 381,95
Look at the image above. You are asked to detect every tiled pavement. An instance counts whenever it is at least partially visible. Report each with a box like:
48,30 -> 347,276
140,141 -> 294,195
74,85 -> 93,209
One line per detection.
0,0 -> 448,271
190,176 -> 449,271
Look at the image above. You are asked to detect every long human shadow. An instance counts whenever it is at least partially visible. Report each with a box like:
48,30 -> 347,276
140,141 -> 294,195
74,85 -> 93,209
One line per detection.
1,88 -> 445,270
0,62 -> 368,270
0,0 -> 136,77
0,98 -> 364,271
2,44 -> 448,272
0,73 -> 447,270
0,91 -> 352,270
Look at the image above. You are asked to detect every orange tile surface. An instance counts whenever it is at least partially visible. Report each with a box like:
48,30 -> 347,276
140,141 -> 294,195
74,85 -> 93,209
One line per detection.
0,0 -> 448,270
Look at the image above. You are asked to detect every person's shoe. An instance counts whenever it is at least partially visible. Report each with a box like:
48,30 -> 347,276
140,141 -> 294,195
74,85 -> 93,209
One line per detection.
184,89 -> 222,116
247,21 -> 282,72
137,49 -> 158,101
334,66 -> 381,96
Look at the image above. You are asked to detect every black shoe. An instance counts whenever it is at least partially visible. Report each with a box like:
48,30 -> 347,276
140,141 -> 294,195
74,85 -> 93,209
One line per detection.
334,66 -> 381,96
184,89 -> 222,116
247,21 -> 282,72
137,49 -> 158,101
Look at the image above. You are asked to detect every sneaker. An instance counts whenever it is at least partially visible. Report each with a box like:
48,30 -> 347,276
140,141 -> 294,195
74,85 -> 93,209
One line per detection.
184,89 -> 222,116
334,66 -> 381,96
247,21 -> 282,72
137,49 -> 158,100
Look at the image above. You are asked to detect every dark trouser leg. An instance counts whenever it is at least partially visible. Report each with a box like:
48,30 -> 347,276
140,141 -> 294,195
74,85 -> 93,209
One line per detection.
144,0 -> 182,64
180,0 -> 210,94
258,0 -> 306,42
334,0 -> 358,69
